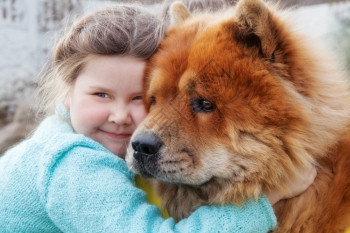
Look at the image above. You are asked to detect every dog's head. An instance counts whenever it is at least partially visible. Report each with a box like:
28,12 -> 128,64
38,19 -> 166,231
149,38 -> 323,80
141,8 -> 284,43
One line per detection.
126,0 -> 350,200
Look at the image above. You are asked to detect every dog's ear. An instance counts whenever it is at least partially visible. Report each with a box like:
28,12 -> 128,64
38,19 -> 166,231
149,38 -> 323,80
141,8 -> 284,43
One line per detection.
233,0 -> 277,58
169,1 -> 190,27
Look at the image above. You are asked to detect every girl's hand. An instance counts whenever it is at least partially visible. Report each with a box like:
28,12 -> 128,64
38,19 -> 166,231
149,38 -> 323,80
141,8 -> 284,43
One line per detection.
266,164 -> 317,206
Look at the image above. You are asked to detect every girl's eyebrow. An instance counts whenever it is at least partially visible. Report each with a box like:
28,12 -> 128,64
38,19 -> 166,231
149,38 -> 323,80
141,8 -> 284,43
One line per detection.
87,85 -> 113,92
131,91 -> 144,95
88,86 -> 143,96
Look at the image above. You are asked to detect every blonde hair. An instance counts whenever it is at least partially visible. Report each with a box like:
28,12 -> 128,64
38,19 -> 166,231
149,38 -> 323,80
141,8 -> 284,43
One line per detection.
36,4 -> 165,117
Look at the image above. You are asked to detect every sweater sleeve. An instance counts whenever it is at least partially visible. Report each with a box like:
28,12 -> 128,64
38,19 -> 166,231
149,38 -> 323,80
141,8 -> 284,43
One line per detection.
39,144 -> 276,233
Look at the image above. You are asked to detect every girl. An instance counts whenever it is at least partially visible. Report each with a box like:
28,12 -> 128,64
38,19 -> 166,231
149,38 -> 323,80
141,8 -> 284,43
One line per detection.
0,3 -> 315,232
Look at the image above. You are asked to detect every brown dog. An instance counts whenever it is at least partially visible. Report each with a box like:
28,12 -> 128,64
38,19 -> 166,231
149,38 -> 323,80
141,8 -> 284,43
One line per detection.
126,0 -> 350,232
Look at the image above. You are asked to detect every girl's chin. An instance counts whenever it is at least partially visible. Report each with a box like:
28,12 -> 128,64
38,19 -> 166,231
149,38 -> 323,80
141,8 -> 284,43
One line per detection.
89,133 -> 128,157
106,144 -> 127,158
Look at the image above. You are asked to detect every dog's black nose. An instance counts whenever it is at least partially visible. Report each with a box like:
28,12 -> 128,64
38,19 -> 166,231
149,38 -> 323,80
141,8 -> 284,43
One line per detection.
132,132 -> 162,156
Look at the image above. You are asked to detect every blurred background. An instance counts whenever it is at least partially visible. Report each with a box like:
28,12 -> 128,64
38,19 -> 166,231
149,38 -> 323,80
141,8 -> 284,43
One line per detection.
0,0 -> 349,154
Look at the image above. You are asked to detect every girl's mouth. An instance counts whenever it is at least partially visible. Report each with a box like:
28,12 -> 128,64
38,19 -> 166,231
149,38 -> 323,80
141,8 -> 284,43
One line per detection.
100,130 -> 132,140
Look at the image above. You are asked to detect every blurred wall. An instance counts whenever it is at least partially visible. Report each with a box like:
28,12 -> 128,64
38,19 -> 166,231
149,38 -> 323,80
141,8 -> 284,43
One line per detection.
0,0 -> 83,110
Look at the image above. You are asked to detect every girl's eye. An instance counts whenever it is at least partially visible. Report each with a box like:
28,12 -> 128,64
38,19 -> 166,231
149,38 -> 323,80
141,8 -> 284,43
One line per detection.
132,95 -> 143,101
95,92 -> 109,98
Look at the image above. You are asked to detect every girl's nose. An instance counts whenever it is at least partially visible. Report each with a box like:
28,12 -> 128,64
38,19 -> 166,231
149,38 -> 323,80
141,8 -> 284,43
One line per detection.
108,104 -> 132,125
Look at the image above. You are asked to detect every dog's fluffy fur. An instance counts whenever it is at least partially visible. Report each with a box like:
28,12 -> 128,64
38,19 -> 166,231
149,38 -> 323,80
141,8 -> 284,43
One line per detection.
126,0 -> 350,232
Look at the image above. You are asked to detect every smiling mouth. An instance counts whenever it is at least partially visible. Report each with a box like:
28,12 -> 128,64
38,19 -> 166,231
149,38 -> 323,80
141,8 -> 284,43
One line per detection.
100,130 -> 131,140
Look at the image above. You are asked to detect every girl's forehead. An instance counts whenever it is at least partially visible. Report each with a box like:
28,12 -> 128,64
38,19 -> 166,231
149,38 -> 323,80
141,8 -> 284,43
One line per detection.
76,54 -> 146,91
83,54 -> 145,69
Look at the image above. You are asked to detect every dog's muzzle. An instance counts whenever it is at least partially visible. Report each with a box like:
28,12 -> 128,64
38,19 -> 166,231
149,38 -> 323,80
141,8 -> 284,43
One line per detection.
131,132 -> 163,170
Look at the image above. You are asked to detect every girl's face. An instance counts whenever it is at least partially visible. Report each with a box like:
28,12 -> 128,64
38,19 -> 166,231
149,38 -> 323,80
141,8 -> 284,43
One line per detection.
67,55 -> 147,158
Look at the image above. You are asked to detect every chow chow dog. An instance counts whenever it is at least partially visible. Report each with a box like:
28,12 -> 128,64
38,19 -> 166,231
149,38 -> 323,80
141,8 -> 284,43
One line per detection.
126,0 -> 350,231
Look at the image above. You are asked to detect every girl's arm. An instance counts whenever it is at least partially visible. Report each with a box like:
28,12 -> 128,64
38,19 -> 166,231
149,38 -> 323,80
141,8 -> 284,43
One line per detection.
41,145 -> 276,233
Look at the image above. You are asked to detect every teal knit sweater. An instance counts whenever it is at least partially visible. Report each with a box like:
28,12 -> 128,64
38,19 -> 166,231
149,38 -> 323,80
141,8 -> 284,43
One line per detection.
0,114 -> 276,232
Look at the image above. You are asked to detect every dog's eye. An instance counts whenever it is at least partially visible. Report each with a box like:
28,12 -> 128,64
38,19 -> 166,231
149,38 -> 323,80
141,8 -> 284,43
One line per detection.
150,96 -> 156,106
191,98 -> 216,113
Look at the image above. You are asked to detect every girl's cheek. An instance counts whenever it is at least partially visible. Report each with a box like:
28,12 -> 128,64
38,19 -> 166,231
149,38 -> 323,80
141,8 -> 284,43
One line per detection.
91,108 -> 108,122
133,105 -> 148,126
79,105 -> 107,124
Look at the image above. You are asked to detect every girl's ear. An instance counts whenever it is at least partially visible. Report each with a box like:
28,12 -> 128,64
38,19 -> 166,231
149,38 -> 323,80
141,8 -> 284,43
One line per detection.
169,1 -> 190,27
